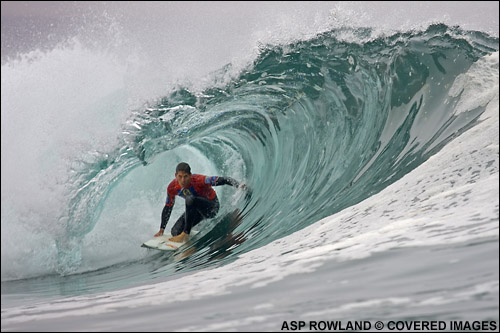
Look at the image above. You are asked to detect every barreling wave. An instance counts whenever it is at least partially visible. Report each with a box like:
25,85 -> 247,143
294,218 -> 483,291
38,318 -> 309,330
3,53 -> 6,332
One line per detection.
31,24 -> 500,277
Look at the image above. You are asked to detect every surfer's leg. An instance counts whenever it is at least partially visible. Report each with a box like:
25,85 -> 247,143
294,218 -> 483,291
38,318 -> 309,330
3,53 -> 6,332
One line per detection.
184,196 -> 204,234
184,196 -> 219,234
201,196 -> 220,219
170,214 -> 186,236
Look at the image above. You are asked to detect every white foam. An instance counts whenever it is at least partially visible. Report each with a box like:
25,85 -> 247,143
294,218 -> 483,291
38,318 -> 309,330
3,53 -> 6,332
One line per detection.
449,52 -> 499,115
1,41 -> 129,280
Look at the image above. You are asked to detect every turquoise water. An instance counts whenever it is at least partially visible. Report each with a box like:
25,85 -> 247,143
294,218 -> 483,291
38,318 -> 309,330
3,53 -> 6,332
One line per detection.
57,24 -> 499,275
2,5 -> 499,330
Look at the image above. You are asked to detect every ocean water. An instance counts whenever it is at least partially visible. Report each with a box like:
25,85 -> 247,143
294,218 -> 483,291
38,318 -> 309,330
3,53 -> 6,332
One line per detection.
1,2 -> 499,331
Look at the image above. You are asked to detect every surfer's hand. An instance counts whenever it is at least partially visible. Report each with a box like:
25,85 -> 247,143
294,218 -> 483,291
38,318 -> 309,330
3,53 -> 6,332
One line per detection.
238,184 -> 247,190
154,229 -> 164,237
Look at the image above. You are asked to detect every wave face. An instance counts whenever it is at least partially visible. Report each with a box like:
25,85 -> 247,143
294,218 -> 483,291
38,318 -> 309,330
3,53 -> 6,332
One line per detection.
1,24 -> 498,285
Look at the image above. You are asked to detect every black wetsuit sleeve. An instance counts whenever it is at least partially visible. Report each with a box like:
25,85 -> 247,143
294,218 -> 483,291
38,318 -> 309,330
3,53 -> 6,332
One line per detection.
214,177 -> 240,187
160,205 -> 173,230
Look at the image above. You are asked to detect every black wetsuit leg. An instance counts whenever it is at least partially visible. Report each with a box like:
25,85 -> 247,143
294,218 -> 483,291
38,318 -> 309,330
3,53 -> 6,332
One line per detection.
171,195 -> 219,236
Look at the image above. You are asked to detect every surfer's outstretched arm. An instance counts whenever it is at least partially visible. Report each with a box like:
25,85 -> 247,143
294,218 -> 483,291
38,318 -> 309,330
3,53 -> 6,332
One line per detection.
214,177 -> 246,189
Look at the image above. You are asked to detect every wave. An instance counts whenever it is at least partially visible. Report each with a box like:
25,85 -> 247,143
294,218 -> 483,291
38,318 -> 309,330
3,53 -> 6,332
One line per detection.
1,24 -> 498,281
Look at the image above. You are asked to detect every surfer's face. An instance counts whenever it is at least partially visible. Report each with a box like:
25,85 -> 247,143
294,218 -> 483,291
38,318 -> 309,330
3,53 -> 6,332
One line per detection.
175,171 -> 192,188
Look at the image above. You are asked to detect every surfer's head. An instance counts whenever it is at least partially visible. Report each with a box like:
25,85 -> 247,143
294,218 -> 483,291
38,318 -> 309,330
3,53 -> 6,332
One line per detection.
176,162 -> 191,174
175,162 -> 192,188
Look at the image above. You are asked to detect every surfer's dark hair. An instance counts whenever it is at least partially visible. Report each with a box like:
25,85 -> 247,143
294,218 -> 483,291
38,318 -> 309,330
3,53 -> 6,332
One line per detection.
176,162 -> 191,174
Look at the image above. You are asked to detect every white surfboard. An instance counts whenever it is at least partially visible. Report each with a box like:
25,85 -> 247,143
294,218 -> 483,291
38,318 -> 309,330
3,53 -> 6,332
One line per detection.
141,231 -> 199,251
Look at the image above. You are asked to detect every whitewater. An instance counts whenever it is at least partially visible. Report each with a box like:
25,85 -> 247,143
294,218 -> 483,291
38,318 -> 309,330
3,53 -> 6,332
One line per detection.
1,2 -> 499,331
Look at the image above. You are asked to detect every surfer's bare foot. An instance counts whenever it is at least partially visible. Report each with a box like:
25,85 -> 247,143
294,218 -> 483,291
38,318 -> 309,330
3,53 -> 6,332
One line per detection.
169,232 -> 189,242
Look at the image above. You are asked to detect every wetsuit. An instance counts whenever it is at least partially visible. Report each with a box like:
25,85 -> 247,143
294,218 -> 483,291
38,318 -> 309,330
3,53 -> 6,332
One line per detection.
161,175 -> 240,236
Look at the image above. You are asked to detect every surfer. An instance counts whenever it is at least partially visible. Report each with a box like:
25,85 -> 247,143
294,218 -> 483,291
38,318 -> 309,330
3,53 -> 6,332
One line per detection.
154,162 -> 246,242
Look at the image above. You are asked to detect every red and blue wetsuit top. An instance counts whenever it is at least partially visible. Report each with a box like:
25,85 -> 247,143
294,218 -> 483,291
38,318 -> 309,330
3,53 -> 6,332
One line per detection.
165,174 -> 219,207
